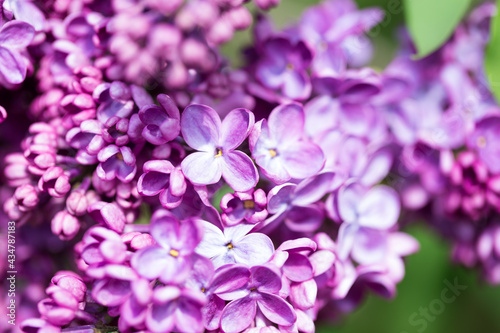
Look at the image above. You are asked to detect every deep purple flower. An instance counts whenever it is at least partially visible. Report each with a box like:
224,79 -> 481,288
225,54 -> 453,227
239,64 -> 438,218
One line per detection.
196,221 -> 274,268
219,265 -> 297,332
139,94 -> 181,145
0,20 -> 34,86
96,145 -> 137,183
221,189 -> 268,226
250,103 -> 325,184
181,105 -> 258,192
137,159 -> 187,209
131,210 -> 203,284
93,82 -> 135,122
255,36 -> 312,100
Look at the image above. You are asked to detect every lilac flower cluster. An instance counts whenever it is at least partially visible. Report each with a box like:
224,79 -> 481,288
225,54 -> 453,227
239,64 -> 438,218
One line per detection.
4,0 -> 500,332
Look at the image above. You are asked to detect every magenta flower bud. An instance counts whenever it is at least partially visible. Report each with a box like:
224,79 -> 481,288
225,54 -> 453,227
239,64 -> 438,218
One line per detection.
88,201 -> 126,233
38,166 -> 71,198
66,191 -> 89,216
121,232 -> 155,251
14,183 -> 39,212
52,211 -> 80,240
227,7 -> 252,30
25,144 -> 57,174
51,271 -> 87,303
4,153 -> 31,186
254,0 -> 280,10
60,93 -> 95,113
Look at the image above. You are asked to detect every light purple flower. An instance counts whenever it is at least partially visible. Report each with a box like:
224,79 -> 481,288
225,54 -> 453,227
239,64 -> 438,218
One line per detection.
181,105 -> 258,192
4,0 -> 45,31
96,145 -> 137,183
139,94 -> 181,145
468,115 -> 500,174
220,265 -> 297,332
131,210 -> 203,284
330,183 -> 400,264
220,189 -> 268,226
255,36 -> 312,100
0,20 -> 34,86
146,285 -> 206,333
195,221 -> 274,268
258,172 -> 336,233
250,103 -> 325,184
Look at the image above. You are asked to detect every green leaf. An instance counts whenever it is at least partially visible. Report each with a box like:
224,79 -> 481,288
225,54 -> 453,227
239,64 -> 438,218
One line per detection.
404,0 -> 472,58
486,1 -> 500,104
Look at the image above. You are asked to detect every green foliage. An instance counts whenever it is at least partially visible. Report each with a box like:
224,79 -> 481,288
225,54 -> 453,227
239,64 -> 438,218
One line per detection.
486,0 -> 500,103
404,0 -> 472,58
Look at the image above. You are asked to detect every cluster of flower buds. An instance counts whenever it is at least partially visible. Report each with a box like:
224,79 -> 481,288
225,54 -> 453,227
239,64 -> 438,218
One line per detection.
1,0 -> 499,332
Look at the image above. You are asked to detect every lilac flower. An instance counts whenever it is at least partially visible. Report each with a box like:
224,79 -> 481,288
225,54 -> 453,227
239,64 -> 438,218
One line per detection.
196,221 -> 274,268
255,36 -> 312,100
250,103 -> 325,184
90,264 -> 138,307
468,115 -> 500,174
139,94 -> 181,145
299,0 -> 383,76
181,105 -> 258,192
258,172 -> 336,233
329,183 -> 400,264
93,82 -> 135,122
219,265 -> 296,332
96,145 -> 137,183
0,20 -> 35,86
146,285 -> 206,333
220,189 -> 268,226
131,210 -> 203,284
137,159 -> 187,209
185,260 -> 251,330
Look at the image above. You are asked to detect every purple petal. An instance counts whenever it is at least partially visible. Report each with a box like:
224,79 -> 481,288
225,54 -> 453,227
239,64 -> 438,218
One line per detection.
0,21 -> 35,48
181,151 -> 222,186
232,233 -> 274,267
285,205 -> 324,233
203,294 -> 225,330
195,221 -> 226,258
147,302 -> 176,333
220,296 -> 256,333
281,141 -> 325,180
283,253 -> 314,282
289,279 -> 317,310
174,297 -> 204,332
0,46 -> 26,84
220,108 -> 255,150
268,103 -> 305,145
181,104 -> 221,151
251,265 -> 282,293
138,172 -> 169,196
159,118 -> 181,142
256,292 -> 296,326
358,185 -> 400,229
351,228 -> 387,264
221,151 -> 258,192
293,172 -> 336,206
10,1 -> 45,31
158,94 -> 180,120
210,264 -> 251,295
131,246 -> 169,279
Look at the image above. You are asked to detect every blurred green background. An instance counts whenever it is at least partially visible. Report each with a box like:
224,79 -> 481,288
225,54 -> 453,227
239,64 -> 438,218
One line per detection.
222,0 -> 500,332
